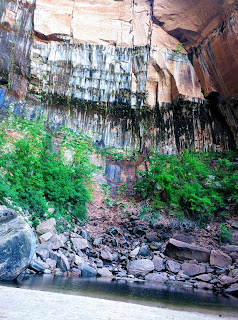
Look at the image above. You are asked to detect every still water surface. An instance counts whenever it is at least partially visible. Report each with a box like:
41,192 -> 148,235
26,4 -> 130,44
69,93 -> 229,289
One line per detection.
1,275 -> 238,315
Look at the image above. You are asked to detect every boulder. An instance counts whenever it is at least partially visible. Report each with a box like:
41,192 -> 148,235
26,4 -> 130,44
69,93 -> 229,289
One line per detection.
172,233 -> 196,244
164,238 -> 210,262
231,221 -> 238,229
127,259 -> 154,277
29,259 -> 46,273
166,260 -> 181,274
232,231 -> 238,245
49,252 -> 70,271
195,274 -> 212,282
93,238 -> 102,247
97,267 -> 113,278
101,250 -> 113,261
139,245 -> 150,257
36,218 -> 56,235
49,234 -> 64,250
0,206 -> 36,280
221,245 -> 238,254
182,262 -> 206,276
74,256 -> 97,277
145,272 -> 168,282
210,250 -> 232,268
46,258 -> 57,269
224,285 -> 238,297
71,233 -> 89,252
219,275 -> 234,287
39,232 -> 53,243
129,247 -> 140,258
193,282 -> 213,290
152,255 -> 164,272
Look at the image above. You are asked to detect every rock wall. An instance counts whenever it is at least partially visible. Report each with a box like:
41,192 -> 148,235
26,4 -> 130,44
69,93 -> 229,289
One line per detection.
0,0 -> 237,150
0,87 -> 235,153
0,0 -> 34,98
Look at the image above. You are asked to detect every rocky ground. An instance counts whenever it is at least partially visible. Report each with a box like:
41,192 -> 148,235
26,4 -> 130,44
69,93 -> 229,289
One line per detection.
20,180 -> 238,299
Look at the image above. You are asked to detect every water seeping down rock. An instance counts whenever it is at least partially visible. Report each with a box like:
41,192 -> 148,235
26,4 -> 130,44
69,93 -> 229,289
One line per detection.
0,0 -> 237,152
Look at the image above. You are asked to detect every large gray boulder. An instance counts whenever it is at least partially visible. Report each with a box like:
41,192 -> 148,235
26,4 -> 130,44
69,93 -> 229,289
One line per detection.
164,238 -> 210,262
0,206 -> 36,280
127,259 -> 154,277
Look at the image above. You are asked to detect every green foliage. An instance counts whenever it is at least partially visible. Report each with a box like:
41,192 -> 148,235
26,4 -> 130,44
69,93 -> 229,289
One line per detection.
171,42 -> 185,58
100,147 -> 139,161
0,114 -> 94,224
219,224 -> 232,244
135,150 -> 238,226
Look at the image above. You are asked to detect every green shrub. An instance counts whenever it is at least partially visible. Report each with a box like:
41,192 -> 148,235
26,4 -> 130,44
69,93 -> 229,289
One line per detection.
0,114 -> 94,223
135,150 -> 238,226
219,224 -> 232,244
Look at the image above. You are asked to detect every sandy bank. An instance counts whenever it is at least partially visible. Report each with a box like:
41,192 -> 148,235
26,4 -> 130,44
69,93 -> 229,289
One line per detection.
0,286 -> 237,320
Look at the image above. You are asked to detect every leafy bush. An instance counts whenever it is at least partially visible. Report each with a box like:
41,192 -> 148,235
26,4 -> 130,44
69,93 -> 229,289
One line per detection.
0,114 -> 94,224
219,224 -> 232,244
135,150 -> 238,225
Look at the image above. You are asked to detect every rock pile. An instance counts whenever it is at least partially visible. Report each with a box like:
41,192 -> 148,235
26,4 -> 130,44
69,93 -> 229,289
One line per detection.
28,214 -> 238,298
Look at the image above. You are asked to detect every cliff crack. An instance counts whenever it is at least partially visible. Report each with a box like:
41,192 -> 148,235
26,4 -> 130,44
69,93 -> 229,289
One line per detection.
70,0 -> 76,40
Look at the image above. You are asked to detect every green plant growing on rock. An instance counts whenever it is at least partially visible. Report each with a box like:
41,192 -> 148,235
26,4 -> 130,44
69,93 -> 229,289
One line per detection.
171,42 -> 185,58
135,150 -> 238,226
219,224 -> 232,244
0,113 -> 94,225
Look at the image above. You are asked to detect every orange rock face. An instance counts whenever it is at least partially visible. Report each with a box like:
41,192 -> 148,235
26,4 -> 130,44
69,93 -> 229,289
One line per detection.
33,0 -> 204,105
192,10 -> 238,99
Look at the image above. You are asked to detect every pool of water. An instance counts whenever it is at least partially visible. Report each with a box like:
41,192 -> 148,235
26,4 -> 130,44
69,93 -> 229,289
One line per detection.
1,274 -> 238,316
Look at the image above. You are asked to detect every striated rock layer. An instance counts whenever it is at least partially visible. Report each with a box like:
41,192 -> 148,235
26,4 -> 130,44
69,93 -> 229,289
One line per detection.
0,0 -> 237,150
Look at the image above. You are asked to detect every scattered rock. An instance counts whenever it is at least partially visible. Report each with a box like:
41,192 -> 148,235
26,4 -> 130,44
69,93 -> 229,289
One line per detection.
50,252 -> 70,271
36,218 -> 56,235
97,267 -> 113,278
152,255 -> 164,272
71,233 -> 89,252
39,232 -> 53,243
95,258 -> 103,268
101,250 -> 113,261
93,238 -> 102,247
0,206 -> 36,280
129,247 -> 140,258
172,233 -> 196,244
230,252 -> 238,263
166,260 -> 181,273
46,258 -> 57,269
29,259 -> 46,273
182,262 -> 206,277
232,231 -> 238,245
59,234 -> 67,244
49,234 -> 64,250
224,285 -> 238,297
164,238 -> 210,262
210,250 -> 232,268
139,245 -> 149,257
145,272 -> 168,282
195,274 -> 212,282
219,275 -> 234,287
231,221 -> 238,229
75,256 -> 97,277
193,282 -> 213,290
177,270 -> 190,280
127,259 -> 154,277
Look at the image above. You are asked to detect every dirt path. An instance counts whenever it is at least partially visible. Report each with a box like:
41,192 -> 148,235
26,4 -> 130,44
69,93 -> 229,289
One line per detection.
0,286 -> 237,320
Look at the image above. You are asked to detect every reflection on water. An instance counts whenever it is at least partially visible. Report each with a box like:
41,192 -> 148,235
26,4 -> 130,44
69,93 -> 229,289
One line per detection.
1,275 -> 237,314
